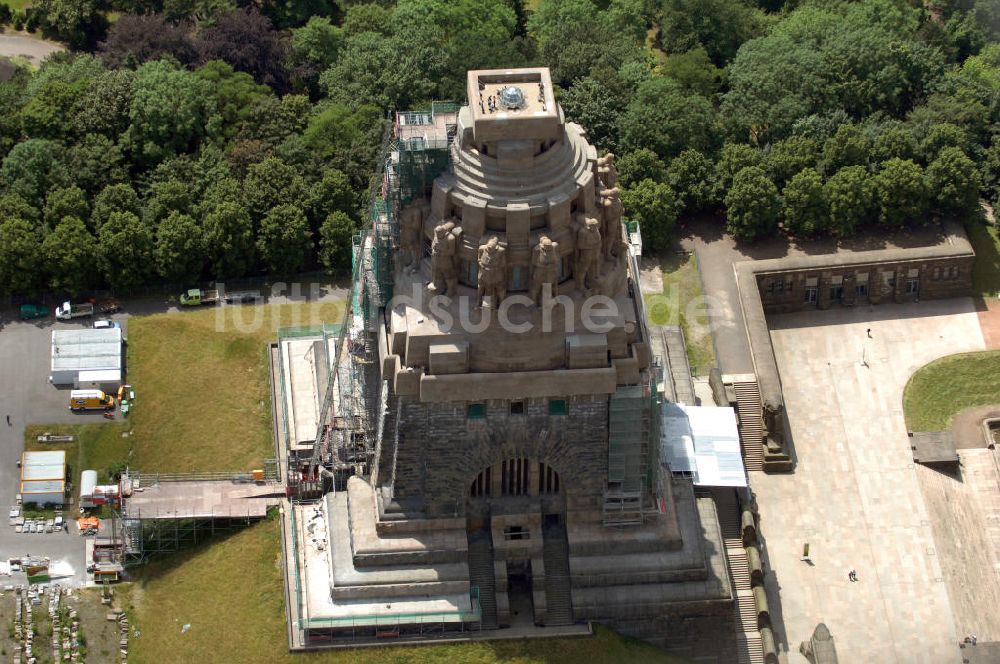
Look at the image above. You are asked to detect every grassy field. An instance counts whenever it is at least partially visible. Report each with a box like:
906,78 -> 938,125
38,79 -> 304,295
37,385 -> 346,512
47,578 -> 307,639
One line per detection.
644,252 -> 717,375
127,301 -> 343,472
0,0 -> 31,10
903,350 -> 1000,431
966,217 -> 1000,297
122,515 -> 686,664
23,423 -> 132,509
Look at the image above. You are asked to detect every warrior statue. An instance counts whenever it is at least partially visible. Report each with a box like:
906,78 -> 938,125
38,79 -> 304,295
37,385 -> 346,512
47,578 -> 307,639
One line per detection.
576,217 -> 602,295
597,152 -> 618,189
429,223 -> 458,297
477,236 -> 507,308
600,187 -> 623,260
530,235 -> 559,305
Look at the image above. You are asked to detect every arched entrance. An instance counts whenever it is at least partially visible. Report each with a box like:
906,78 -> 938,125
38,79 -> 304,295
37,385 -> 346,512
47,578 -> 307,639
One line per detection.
469,458 -> 561,498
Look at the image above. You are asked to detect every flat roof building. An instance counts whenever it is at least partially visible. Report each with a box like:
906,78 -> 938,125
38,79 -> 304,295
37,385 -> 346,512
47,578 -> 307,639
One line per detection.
50,328 -> 123,387
21,450 -> 66,506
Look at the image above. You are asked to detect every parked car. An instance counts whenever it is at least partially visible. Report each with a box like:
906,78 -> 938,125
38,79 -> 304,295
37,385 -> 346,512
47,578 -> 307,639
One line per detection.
54,515 -> 64,531
14,523 -> 22,533
45,518 -> 54,533
92,319 -> 121,330
23,519 -> 33,533
19,304 -> 49,320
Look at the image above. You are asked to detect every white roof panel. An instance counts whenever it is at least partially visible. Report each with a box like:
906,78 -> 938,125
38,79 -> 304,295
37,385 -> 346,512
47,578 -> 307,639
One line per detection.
21,450 -> 66,481
661,403 -> 747,488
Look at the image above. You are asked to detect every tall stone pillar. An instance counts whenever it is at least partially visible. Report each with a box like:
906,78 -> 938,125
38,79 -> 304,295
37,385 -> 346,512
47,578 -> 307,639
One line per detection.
816,273 -> 831,310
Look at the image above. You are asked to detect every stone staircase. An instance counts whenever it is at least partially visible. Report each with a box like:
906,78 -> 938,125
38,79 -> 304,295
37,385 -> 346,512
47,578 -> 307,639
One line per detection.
542,520 -> 574,626
714,490 -> 764,664
732,378 -> 765,472
466,528 -> 498,629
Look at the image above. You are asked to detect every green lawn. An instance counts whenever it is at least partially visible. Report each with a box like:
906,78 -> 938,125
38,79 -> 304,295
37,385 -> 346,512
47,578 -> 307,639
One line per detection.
644,252 -> 717,375
0,0 -> 31,10
23,423 -> 132,509
127,301 -> 343,473
966,217 -> 1000,297
122,516 -> 686,664
903,350 -> 1000,431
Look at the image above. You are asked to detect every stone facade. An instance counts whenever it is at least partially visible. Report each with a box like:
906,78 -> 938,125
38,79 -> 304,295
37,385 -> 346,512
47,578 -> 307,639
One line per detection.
384,395 -> 609,518
756,254 -> 973,315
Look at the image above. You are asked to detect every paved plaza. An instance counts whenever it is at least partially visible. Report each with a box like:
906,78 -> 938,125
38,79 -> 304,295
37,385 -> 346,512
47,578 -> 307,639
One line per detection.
754,298 -> 986,664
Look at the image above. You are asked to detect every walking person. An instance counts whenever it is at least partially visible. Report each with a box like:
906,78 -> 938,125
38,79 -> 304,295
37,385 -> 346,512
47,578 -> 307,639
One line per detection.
866,328 -> 872,338
5,414 -> 9,426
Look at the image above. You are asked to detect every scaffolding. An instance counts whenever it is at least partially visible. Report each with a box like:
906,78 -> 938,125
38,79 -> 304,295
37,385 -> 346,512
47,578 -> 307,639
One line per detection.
293,104 -> 457,503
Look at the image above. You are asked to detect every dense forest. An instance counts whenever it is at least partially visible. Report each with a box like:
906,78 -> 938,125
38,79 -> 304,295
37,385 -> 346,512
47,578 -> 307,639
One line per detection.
0,0 -> 997,297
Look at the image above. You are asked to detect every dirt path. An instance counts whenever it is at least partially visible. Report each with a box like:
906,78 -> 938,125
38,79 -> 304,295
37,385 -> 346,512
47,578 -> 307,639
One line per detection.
951,404 -> 1000,449
0,30 -> 65,67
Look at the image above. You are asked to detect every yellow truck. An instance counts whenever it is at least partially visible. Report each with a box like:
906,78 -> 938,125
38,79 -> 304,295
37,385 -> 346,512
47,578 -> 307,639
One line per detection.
69,389 -> 115,411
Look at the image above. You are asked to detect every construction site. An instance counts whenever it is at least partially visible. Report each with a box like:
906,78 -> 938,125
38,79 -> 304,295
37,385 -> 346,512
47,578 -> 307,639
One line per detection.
274,68 -> 773,661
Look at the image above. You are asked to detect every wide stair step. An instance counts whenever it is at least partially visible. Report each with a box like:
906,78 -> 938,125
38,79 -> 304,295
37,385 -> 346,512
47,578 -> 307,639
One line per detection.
733,380 -> 765,472
467,529 -> 498,629
542,521 -> 574,626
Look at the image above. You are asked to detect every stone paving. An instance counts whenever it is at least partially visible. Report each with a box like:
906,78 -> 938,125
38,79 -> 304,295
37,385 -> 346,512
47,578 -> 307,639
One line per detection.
753,299 -> 985,664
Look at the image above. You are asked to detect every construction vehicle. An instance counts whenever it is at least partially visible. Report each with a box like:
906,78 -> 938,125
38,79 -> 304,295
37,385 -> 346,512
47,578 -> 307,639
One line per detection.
19,304 -> 49,320
69,389 -> 115,411
56,301 -> 94,320
179,287 -> 261,306
98,299 -> 121,314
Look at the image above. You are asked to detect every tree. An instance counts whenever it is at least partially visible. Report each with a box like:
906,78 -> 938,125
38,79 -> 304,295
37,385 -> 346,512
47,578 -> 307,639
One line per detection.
91,183 -> 142,232
620,179 -> 681,253
291,16 -> 344,70
527,0 -> 643,88
619,77 -> 718,163
343,3 -> 392,36
243,157 -> 308,220
257,204 -> 311,275
196,8 -> 288,90
318,211 -> 356,273
982,135 -> 1000,202
558,67 -> 634,154
202,201 -> 255,279
666,149 -> 716,213
195,60 -> 273,146
71,69 -> 136,140
926,146 -> 981,215
125,60 -> 215,168
0,217 -> 43,295
98,211 -> 154,291
41,216 -> 98,294
917,123 -> 971,163
0,139 -> 69,208
870,124 -> 917,163
825,165 -> 874,236
32,0 -> 108,49
144,178 -> 192,226
0,194 -> 41,227
98,14 -> 197,69
873,158 -> 928,227
618,148 -> 667,188
154,211 -> 204,283
821,123 -> 869,173
43,186 -> 89,228
659,0 -> 768,65
309,169 -> 357,227
764,135 -> 819,188
300,103 -> 384,187
661,47 -> 723,98
714,143 -> 761,201
782,168 -> 828,236
724,166 -> 780,241
65,135 -> 127,196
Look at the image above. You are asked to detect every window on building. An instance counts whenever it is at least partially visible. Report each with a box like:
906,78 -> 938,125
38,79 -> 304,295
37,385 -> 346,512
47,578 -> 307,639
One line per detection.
548,399 -> 567,416
511,266 -> 524,291
856,283 -> 868,297
905,280 -> 919,294
468,403 -> 486,419
504,525 -> 529,541
804,288 -> 817,304
948,266 -> 959,280
510,401 -> 524,415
